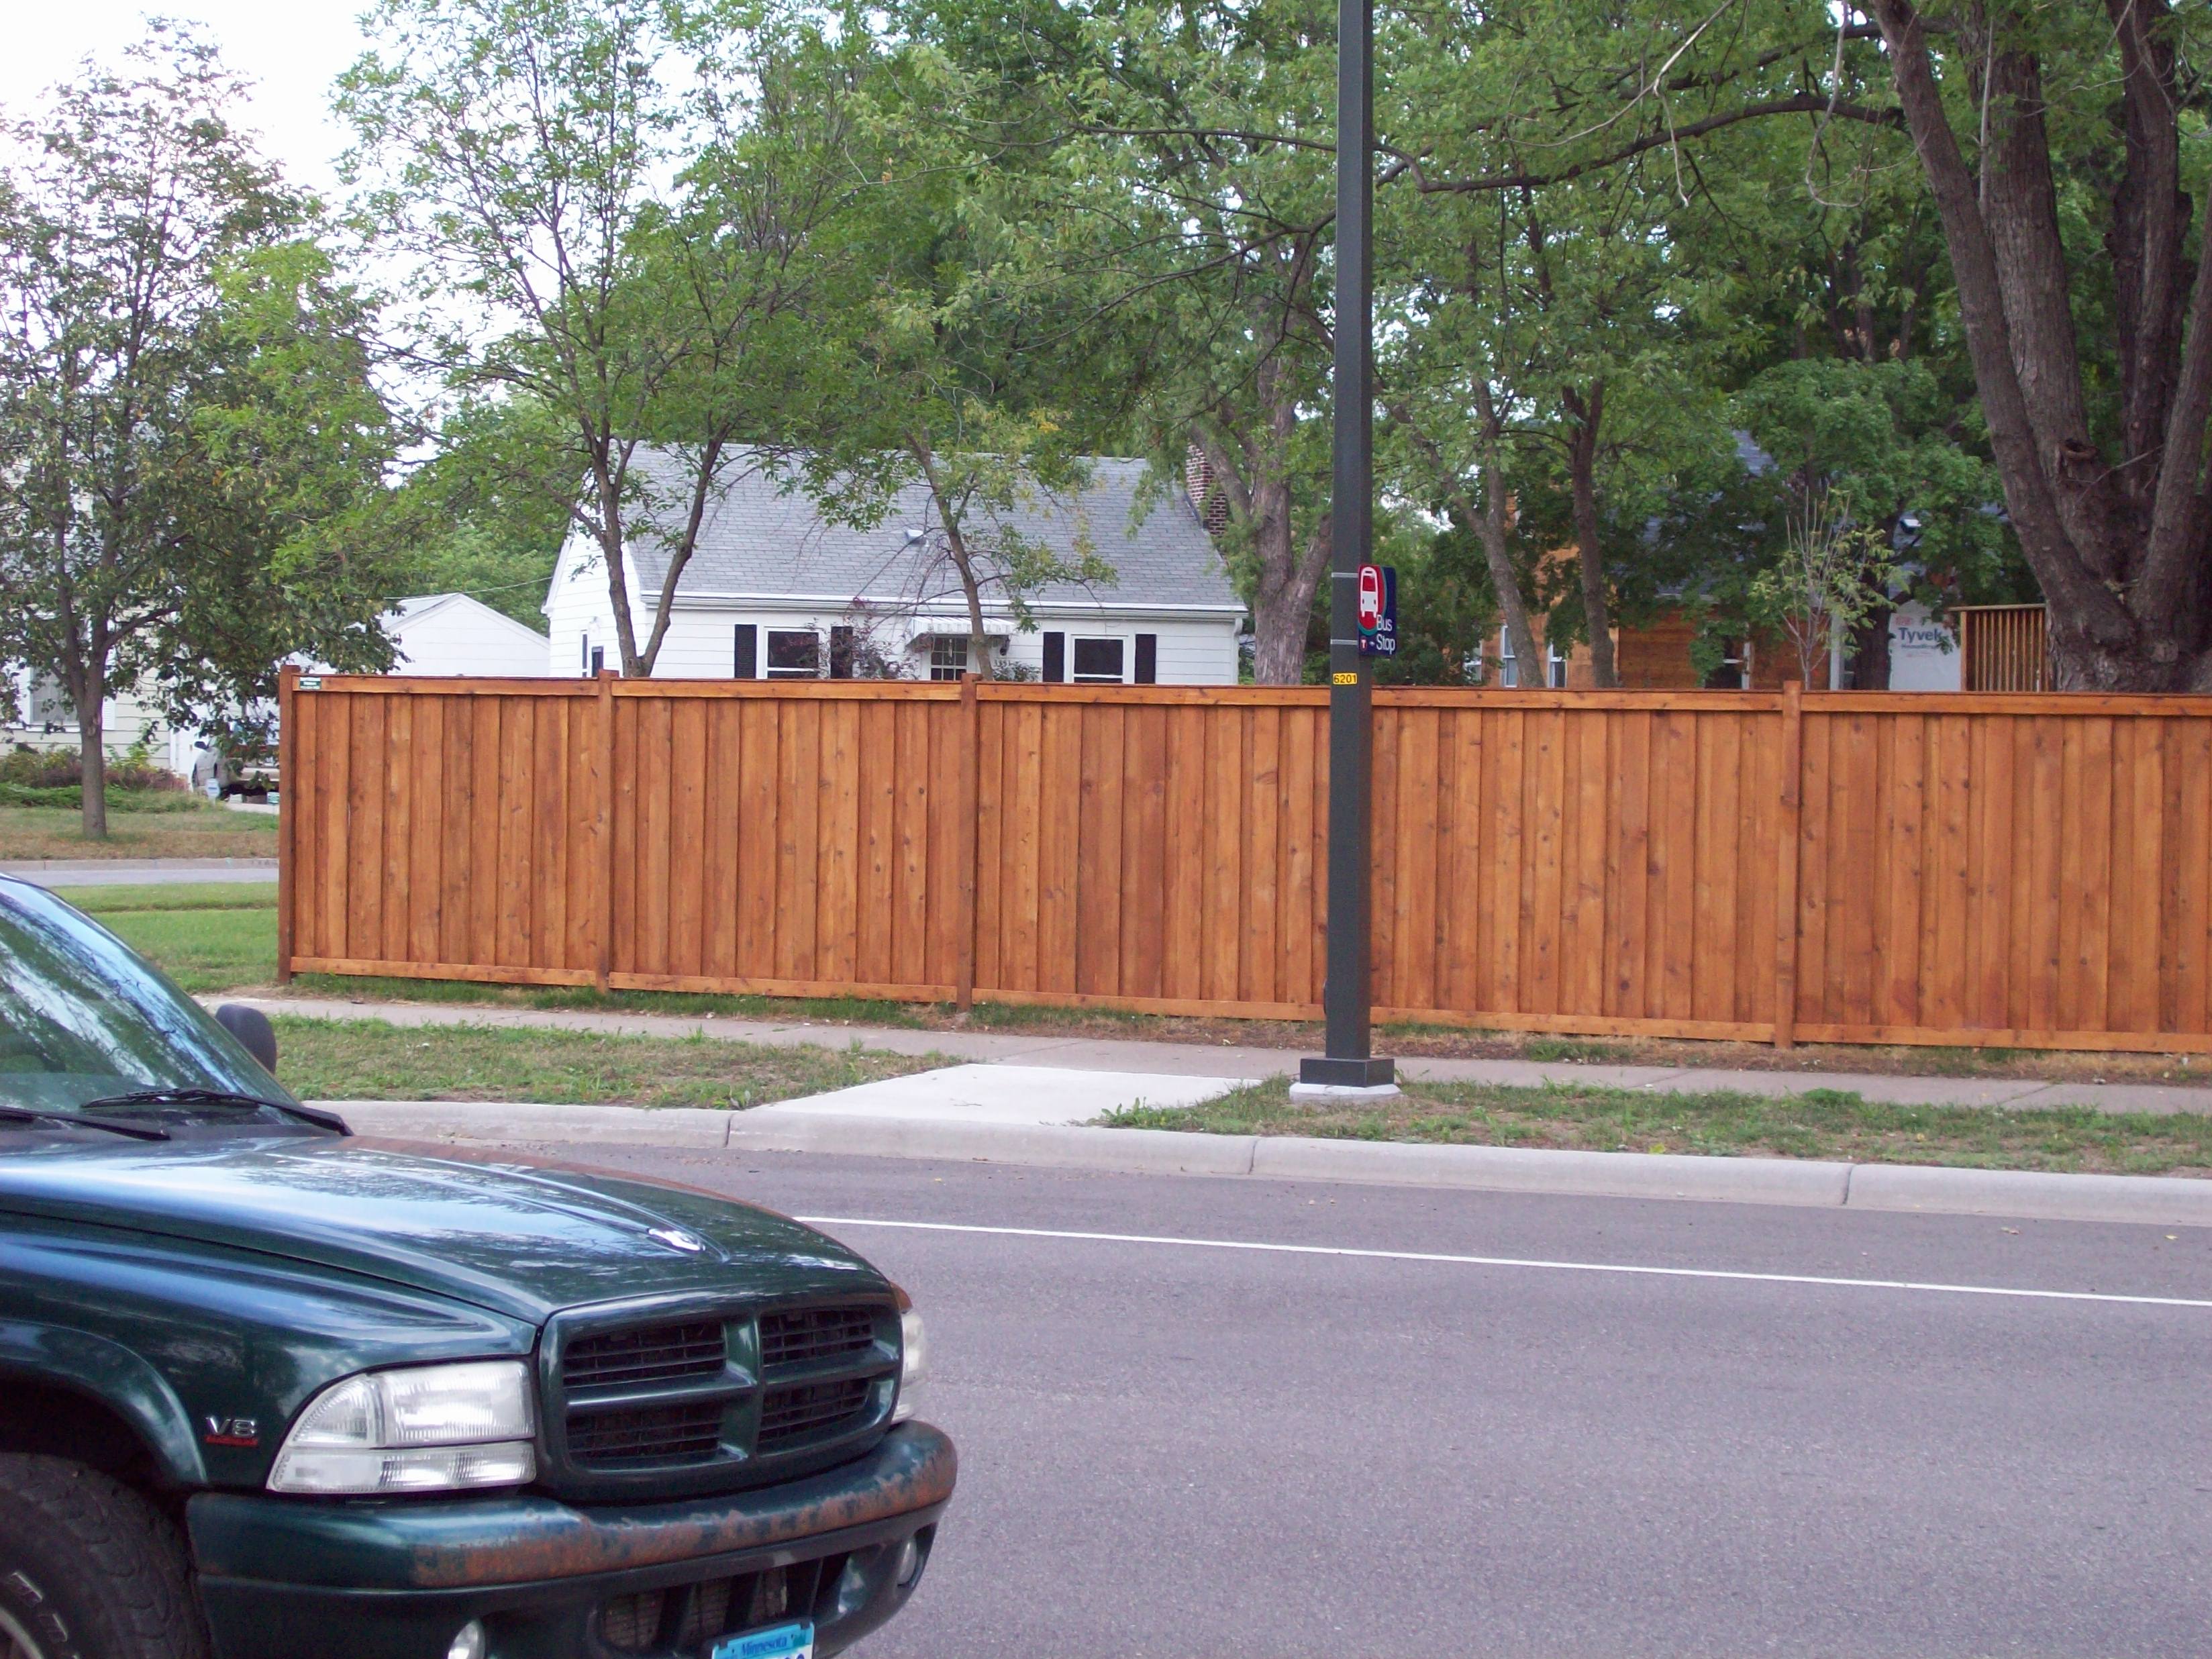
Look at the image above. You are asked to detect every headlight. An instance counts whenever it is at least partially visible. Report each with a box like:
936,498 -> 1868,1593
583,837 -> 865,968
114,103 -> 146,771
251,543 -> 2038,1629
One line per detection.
893,1305 -> 928,1423
268,1360 -> 537,1495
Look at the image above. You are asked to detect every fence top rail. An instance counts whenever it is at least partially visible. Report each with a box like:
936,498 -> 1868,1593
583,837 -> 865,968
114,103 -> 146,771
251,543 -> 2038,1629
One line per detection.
291,673 -> 598,697
1804,691 -> 2212,716
285,674 -> 2212,719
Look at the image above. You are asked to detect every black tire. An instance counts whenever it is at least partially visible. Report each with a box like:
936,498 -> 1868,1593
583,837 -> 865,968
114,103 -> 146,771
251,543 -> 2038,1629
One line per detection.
0,1456 -> 207,1659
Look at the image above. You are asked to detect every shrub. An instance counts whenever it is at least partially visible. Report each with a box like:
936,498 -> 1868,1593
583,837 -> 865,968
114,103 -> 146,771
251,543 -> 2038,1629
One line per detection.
0,744 -> 183,793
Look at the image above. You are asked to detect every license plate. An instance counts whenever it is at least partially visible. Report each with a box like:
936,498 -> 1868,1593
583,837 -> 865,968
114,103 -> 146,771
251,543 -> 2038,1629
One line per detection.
709,1621 -> 814,1659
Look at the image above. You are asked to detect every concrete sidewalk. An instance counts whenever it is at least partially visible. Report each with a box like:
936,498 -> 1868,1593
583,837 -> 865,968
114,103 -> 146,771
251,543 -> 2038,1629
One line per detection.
239,993 -> 2212,1115
9,857 -> 276,887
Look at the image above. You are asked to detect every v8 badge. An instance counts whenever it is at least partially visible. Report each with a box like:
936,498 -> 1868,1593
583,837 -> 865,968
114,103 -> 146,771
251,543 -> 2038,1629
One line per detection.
202,1415 -> 259,1448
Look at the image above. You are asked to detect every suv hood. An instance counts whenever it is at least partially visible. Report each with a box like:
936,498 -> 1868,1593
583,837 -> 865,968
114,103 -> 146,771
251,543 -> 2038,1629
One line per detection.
0,1136 -> 882,1323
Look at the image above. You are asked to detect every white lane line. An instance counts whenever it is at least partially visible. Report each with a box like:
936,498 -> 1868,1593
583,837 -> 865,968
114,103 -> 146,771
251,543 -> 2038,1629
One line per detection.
793,1216 -> 2212,1311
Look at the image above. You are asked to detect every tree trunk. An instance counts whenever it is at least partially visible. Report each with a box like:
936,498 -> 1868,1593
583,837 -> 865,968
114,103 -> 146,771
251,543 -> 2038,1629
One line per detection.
1389,387 -> 1541,683
1252,511 -> 1330,685
917,444 -> 994,678
1562,383 -> 1618,687
946,530 -> 991,679
1232,348 -> 1331,685
1848,601 -> 1893,691
75,663 -> 107,841
1867,0 -> 2212,689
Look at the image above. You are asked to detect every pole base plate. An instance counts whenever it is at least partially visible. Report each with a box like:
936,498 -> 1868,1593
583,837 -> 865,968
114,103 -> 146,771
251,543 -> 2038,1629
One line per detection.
1289,1080 -> 1403,1102
1295,1054 -> 1398,1097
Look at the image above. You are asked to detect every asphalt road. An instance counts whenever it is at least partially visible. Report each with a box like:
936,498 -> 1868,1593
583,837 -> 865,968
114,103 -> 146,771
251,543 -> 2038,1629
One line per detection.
560,1146 -> 2212,1658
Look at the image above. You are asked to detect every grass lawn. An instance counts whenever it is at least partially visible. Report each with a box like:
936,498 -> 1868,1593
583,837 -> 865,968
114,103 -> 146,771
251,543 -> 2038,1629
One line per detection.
1101,1078 -> 2212,1176
44,878 -> 2212,1092
1,799 -> 278,860
273,1017 -> 939,1110
54,881 -> 276,993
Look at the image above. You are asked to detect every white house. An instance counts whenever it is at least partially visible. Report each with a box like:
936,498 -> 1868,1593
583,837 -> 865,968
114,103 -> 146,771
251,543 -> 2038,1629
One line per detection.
372,592 -> 552,678
545,450 -> 1246,683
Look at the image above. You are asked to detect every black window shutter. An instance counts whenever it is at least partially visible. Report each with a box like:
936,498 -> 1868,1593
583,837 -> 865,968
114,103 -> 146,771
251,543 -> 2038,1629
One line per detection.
734,624 -> 758,678
1134,634 -> 1158,685
1042,632 -> 1066,683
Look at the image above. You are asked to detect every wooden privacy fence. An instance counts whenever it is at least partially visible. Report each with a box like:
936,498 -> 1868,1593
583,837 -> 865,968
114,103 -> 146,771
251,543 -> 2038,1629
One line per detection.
278,670 -> 2212,1054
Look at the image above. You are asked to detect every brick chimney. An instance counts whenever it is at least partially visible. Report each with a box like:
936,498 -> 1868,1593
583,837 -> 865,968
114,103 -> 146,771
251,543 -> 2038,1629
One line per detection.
1185,444 -> 1230,537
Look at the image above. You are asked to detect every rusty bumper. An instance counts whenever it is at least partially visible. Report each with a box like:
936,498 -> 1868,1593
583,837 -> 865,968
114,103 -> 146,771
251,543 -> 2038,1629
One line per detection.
187,1423 -> 954,1659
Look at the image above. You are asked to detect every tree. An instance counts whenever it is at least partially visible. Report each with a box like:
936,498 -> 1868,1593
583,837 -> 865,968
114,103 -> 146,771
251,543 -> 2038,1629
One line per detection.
0,30 -> 399,836
1079,0 -> 1342,683
371,398 -> 575,627
1749,488 -> 1899,684
780,42 -> 1123,678
340,0 -> 866,676
1385,0 -> 2211,689
1862,0 -> 2212,688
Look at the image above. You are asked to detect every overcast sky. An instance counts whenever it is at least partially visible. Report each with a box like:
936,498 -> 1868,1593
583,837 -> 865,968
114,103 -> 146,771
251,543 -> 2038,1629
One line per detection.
1,3 -> 374,197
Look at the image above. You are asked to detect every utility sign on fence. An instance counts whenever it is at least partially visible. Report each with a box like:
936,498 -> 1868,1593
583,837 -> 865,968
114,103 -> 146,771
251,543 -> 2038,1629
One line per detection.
1356,563 -> 1397,657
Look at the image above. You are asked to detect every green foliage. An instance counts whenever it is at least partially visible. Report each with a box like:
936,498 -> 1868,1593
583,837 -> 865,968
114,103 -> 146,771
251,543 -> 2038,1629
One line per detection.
341,0 -> 884,674
1748,491 -> 1901,685
0,27 -> 401,832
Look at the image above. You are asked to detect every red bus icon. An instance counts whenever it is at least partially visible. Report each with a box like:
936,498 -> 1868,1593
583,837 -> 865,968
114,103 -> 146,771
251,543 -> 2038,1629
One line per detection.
1358,563 -> 1383,630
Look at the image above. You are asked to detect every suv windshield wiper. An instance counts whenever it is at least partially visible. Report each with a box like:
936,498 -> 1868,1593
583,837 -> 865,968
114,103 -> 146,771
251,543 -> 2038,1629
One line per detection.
0,1106 -> 170,1142
77,1089 -> 347,1134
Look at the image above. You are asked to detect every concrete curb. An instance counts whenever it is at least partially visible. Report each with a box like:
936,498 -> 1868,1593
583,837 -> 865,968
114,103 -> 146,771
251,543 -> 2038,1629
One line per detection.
1844,1162 -> 2212,1227
323,1099 -> 2212,1227
1246,1137 -> 1854,1207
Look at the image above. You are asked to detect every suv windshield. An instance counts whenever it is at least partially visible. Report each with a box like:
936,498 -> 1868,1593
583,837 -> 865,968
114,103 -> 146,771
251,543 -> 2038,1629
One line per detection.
0,881 -> 297,1115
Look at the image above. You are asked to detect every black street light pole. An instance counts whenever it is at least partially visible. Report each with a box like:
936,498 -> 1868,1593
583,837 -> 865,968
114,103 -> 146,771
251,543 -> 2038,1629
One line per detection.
1298,0 -> 1395,1095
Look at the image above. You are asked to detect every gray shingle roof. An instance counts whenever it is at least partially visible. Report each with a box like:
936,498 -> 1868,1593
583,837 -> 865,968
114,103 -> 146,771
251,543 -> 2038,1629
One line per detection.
621,448 -> 1242,613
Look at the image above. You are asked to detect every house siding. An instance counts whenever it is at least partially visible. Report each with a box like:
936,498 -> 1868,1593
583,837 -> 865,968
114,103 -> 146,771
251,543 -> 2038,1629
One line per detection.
546,532 -> 1240,683
385,596 -> 550,678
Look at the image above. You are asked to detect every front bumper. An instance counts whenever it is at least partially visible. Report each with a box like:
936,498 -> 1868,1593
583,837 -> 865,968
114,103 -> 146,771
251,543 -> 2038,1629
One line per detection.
187,1423 -> 955,1659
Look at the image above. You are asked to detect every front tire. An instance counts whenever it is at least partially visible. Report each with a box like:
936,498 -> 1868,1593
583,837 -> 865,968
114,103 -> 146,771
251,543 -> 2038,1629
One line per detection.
0,1456 -> 207,1659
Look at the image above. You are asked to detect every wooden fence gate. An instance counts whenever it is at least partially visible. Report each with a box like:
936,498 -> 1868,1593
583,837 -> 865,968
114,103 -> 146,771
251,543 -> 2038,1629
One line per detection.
279,669 -> 2212,1053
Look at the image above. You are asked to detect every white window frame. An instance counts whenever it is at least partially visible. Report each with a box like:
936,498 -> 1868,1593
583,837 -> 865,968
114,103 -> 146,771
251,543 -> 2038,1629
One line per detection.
927,636 -> 970,681
764,629 -> 822,679
1497,625 -> 1518,689
1070,636 -> 1127,685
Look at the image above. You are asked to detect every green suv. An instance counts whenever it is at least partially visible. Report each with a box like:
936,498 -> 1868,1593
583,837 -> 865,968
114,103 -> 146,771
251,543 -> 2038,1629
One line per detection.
0,876 -> 954,1659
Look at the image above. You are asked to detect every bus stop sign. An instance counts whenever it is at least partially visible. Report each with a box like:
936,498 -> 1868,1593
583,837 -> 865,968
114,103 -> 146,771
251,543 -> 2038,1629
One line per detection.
1356,562 -> 1397,657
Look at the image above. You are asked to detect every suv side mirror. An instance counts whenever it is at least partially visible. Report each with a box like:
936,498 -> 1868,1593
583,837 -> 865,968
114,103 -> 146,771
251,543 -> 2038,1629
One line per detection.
214,1004 -> 279,1076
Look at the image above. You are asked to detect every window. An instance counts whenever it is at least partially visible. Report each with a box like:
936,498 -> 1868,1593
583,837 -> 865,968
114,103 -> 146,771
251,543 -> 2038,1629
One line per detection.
1497,625 -> 1518,689
734,625 -> 758,679
0,883 -> 295,1113
830,625 -> 856,681
1134,634 -> 1158,685
590,647 -> 605,677
1703,640 -> 1750,691
581,634 -> 592,675
1072,638 -> 1125,684
766,630 -> 820,678
1547,643 -> 1568,689
1042,632 -> 1066,683
928,636 -> 970,681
